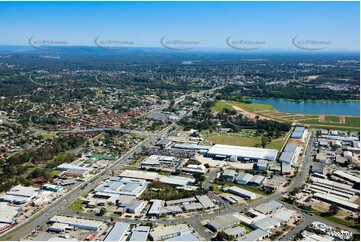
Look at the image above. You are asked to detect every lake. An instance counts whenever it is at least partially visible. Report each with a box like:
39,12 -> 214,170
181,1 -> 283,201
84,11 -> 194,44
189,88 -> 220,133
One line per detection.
249,98 -> 360,116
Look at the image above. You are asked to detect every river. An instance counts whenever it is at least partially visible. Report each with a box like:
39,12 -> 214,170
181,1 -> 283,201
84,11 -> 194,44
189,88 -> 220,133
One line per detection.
249,98 -> 360,116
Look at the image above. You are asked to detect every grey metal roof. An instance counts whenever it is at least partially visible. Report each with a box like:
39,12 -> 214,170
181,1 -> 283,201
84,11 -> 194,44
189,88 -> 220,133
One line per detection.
238,229 -> 268,241
254,200 -> 283,214
104,222 -> 130,241
279,151 -> 294,163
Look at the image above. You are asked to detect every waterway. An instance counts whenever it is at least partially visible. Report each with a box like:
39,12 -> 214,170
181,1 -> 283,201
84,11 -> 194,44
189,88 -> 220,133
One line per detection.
249,98 -> 360,116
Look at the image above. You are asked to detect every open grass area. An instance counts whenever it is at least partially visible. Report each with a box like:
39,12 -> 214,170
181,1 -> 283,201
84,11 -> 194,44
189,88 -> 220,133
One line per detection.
265,137 -> 287,150
315,213 -> 358,228
324,116 -> 340,122
230,101 -> 273,112
68,198 -> 84,212
345,116 -> 360,127
211,102 -> 235,112
205,133 -> 260,147
203,132 -> 287,151
238,223 -> 254,233
235,184 -> 268,196
45,169 -> 61,177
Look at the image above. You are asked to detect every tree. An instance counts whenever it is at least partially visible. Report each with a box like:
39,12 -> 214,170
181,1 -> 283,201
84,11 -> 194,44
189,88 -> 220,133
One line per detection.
261,135 -> 270,148
99,207 -> 107,216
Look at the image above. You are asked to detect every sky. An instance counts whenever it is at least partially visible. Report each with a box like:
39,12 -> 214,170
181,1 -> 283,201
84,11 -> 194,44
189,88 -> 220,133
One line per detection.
0,1 -> 359,51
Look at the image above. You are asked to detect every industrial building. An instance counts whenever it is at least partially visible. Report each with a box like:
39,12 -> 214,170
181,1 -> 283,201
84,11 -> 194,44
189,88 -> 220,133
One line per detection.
227,186 -> 257,200
206,144 -> 278,161
291,126 -> 305,139
156,139 -> 173,148
49,216 -> 103,231
282,163 -> 291,175
333,170 -> 360,184
104,222 -> 130,241
254,201 -> 283,215
313,193 -> 359,211
128,226 -> 150,241
310,177 -> 359,195
195,195 -> 216,209
96,177 -> 149,198
182,164 -> 207,174
151,224 -> 192,241
251,217 -> 280,231
238,229 -> 268,241
235,173 -> 253,185
256,160 -> 267,171
221,170 -> 237,181
159,176 -> 195,186
173,143 -> 211,151
119,170 -> 158,181
279,144 -> 297,164
224,227 -> 246,239
165,231 -> 199,241
148,200 -> 164,217
206,213 -> 241,232
248,175 -> 265,186
0,185 -> 39,204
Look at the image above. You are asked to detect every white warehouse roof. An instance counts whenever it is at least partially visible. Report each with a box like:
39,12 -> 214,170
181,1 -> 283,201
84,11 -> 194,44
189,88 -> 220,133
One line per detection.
207,144 -> 278,161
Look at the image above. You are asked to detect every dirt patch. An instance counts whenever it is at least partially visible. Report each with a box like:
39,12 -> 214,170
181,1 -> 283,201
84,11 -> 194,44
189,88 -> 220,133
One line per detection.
231,105 -> 270,121
319,115 -> 325,122
340,116 -> 345,124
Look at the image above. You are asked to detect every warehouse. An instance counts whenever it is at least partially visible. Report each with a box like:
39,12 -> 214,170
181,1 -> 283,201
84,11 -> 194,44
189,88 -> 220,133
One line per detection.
248,175 -> 265,186
49,216 -> 103,231
165,231 -> 199,241
160,205 -> 183,216
96,177 -> 149,198
206,144 -> 278,161
251,217 -> 280,231
257,160 -> 267,171
183,203 -> 204,213
311,163 -> 325,175
313,193 -> 359,211
291,126 -> 305,139
333,170 -> 360,184
104,222 -> 130,241
235,173 -> 253,185
166,197 -> 197,206
254,201 -> 283,215
151,224 -> 192,241
41,184 -> 62,192
238,229 -> 268,241
128,226 -> 150,241
206,213 -> 241,232
311,177 -> 359,195
182,164 -> 207,174
159,176 -> 195,186
282,163 -> 291,175
156,139 -> 173,148
196,195 -> 215,209
279,144 -> 297,164
47,223 -> 68,233
148,200 -> 164,217
173,143 -> 211,151
119,170 -> 158,181
221,170 -> 237,181
224,227 -> 246,239
227,186 -> 257,200
0,185 -> 39,204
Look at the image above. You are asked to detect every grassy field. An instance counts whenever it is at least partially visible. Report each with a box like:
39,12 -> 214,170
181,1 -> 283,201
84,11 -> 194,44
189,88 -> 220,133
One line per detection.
45,169 -> 61,177
345,117 -> 360,127
324,116 -> 340,122
238,223 -> 254,233
230,101 -> 273,112
211,102 -> 235,112
68,198 -> 84,212
203,132 -> 286,151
